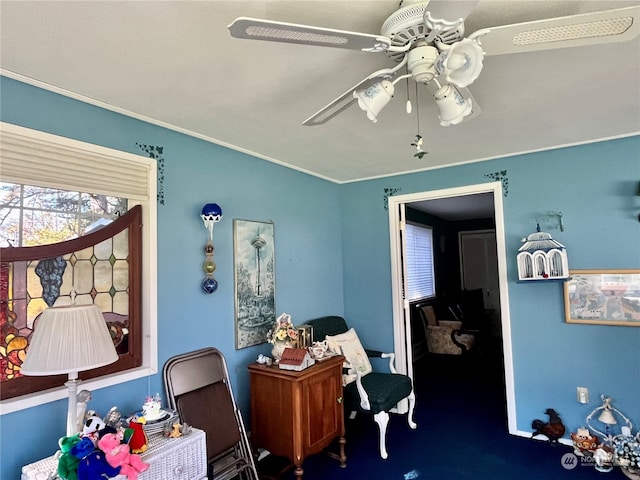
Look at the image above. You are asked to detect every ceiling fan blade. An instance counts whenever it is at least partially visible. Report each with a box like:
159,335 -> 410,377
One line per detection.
302,96 -> 357,126
302,68 -> 399,126
303,56 -> 410,126
459,86 -> 482,124
476,6 -> 639,56
228,17 -> 391,52
425,0 -> 479,24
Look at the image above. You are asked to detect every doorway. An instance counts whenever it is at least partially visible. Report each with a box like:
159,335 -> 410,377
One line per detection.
388,182 -> 517,435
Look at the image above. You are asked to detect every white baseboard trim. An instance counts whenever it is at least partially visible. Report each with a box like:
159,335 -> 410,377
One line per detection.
514,429 -> 573,446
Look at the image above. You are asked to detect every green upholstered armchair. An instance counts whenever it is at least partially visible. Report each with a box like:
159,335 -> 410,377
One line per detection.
305,316 -> 416,459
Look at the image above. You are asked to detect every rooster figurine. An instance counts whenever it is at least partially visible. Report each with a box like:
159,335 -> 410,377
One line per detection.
532,408 -> 566,444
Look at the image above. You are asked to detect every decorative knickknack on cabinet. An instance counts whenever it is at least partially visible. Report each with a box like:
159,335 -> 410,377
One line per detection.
517,214 -> 569,281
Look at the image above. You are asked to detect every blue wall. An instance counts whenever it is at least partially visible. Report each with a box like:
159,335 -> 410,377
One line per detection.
2,76 -> 639,477
339,139 -> 640,435
0,77 -> 344,476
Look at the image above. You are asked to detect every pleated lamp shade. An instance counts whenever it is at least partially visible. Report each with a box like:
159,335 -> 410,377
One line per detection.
21,304 -> 118,376
21,304 -> 118,436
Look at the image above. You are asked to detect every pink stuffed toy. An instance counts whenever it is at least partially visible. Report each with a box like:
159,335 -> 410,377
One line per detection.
97,432 -> 149,480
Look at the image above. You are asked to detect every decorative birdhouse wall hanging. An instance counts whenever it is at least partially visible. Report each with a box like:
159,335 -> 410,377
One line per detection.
517,215 -> 569,281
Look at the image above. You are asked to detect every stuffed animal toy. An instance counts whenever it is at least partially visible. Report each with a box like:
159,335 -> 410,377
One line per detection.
77,450 -> 121,480
98,432 -> 149,480
82,415 -> 106,445
57,434 -> 82,480
127,416 -> 148,454
71,437 -> 96,460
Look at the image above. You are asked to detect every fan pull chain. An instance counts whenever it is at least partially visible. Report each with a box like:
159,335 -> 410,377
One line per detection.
412,82 -> 428,159
415,81 -> 420,134
405,72 -> 412,114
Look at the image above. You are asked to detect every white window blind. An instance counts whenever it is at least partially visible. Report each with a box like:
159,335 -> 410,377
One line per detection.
0,122 -> 151,200
405,222 -> 435,301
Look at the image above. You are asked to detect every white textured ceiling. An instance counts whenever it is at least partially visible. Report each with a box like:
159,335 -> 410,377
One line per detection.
1,1 -> 639,184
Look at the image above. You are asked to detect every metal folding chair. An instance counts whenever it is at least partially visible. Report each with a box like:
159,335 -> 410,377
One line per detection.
163,347 -> 259,480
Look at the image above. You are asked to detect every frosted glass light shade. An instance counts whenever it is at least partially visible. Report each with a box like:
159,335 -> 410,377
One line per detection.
434,84 -> 472,126
21,304 -> 118,375
436,38 -> 485,88
353,80 -> 395,123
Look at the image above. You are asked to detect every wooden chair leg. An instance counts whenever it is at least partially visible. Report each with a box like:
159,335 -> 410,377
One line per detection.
373,411 -> 390,459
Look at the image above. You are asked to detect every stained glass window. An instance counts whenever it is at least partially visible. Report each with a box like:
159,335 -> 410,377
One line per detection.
0,205 -> 142,400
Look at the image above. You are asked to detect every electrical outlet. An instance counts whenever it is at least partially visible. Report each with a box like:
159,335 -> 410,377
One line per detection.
577,387 -> 589,404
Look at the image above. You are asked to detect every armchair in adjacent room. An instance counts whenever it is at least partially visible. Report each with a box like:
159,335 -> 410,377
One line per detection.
305,316 -> 416,460
418,305 -> 476,355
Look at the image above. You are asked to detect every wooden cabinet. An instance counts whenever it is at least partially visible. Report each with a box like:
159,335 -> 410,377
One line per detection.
248,355 -> 346,478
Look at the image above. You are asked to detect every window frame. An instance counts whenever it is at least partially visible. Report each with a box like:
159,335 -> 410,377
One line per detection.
0,122 -> 157,415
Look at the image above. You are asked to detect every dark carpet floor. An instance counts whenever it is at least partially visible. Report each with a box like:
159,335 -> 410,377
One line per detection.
270,340 -> 627,480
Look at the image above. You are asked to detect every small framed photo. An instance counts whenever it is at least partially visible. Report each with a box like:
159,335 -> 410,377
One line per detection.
564,270 -> 640,326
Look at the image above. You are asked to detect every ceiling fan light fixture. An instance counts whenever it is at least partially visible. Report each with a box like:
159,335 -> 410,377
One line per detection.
423,10 -> 467,44
436,38 -> 485,88
434,84 -> 472,126
381,1 -> 430,48
353,80 -> 395,123
407,44 -> 439,83
229,3 -> 640,130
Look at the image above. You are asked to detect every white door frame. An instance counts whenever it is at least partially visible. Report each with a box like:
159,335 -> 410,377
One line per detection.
388,181 -> 517,434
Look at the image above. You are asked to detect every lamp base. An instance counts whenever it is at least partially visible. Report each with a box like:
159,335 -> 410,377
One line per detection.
65,376 -> 80,436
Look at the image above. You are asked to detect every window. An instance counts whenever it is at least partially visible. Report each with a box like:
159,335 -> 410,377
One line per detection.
404,222 -> 435,301
0,205 -> 142,399
0,122 -> 157,414
0,183 -> 127,248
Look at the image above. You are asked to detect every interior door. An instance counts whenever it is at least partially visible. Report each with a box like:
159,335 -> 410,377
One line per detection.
459,230 -> 501,335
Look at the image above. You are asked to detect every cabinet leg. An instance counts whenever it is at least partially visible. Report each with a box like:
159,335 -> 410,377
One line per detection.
338,435 -> 347,468
294,464 -> 304,478
327,435 -> 347,468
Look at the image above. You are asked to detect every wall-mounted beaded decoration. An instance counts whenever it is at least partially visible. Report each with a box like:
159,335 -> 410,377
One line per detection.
200,203 -> 223,294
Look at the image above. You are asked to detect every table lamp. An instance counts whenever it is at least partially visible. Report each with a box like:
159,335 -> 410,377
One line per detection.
21,304 -> 118,436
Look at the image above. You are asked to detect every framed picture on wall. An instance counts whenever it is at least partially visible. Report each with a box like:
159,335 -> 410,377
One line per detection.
564,270 -> 640,326
233,219 -> 276,349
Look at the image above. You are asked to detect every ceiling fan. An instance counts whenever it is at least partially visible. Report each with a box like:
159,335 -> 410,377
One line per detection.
228,1 -> 639,127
